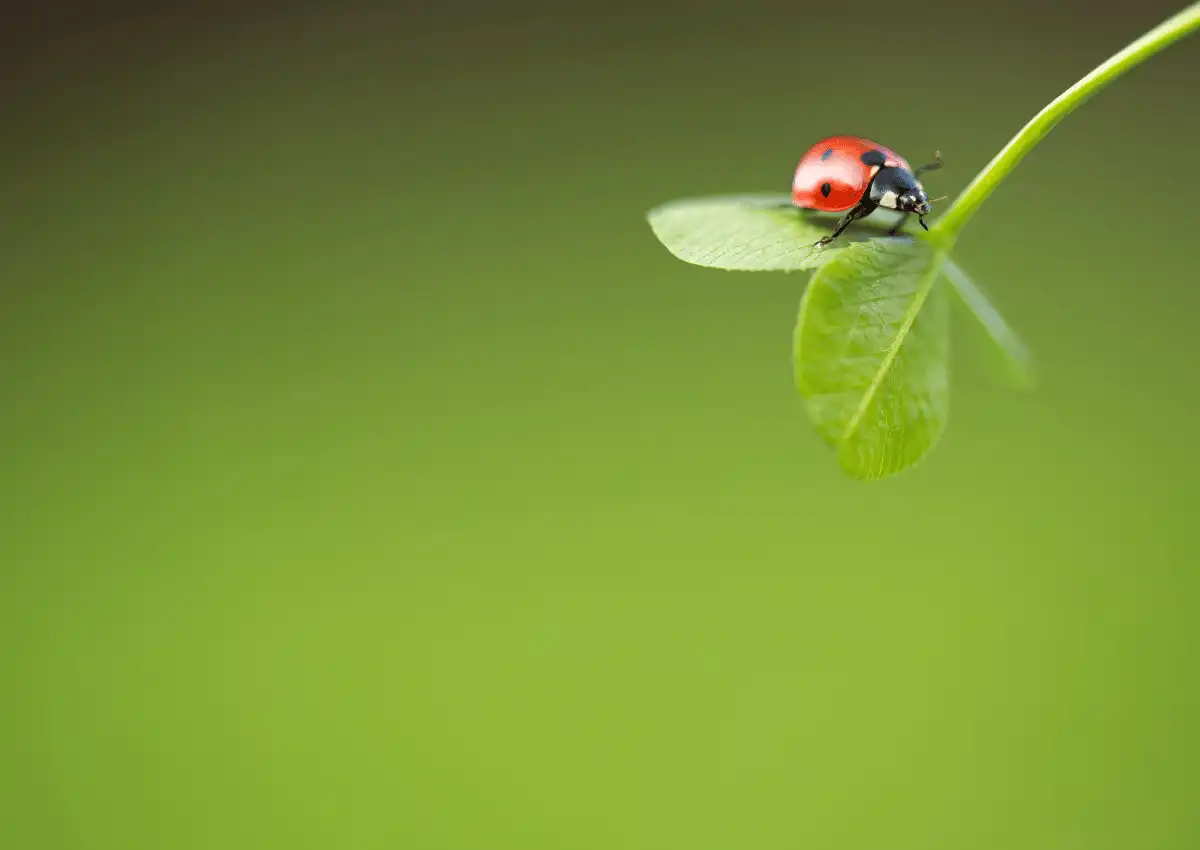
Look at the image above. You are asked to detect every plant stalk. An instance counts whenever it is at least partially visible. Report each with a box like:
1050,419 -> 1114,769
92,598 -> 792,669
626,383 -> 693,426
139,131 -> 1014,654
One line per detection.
935,1 -> 1200,239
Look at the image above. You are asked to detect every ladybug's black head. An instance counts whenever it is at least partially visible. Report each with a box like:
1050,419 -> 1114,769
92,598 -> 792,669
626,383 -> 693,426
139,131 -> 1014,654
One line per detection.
869,166 -> 932,216
898,188 -> 932,216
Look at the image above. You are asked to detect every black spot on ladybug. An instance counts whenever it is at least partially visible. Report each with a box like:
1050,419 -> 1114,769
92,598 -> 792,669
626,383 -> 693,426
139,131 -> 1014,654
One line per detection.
820,182 -> 832,198
860,149 -> 887,167
820,148 -> 834,161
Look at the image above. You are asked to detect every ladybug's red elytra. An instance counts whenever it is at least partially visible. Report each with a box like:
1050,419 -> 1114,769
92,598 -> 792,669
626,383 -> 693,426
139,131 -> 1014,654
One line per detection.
791,134 -> 943,246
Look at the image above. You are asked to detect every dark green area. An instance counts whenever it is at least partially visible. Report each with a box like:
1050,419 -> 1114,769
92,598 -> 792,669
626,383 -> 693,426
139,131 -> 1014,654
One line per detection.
3,2 -> 1199,848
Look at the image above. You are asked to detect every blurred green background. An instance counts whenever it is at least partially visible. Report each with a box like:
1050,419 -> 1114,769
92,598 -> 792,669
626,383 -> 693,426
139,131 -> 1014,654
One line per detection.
3,1 -> 1199,847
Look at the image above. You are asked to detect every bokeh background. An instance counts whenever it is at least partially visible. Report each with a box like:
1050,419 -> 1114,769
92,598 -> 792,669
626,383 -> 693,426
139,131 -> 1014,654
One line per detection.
3,1 -> 1199,847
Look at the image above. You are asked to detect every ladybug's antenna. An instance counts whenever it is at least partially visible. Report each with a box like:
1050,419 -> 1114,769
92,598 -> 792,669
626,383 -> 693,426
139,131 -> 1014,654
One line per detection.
929,195 -> 949,203
914,151 -> 944,177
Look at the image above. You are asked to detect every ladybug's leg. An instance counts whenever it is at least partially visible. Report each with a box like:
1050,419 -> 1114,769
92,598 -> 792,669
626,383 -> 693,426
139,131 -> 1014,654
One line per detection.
914,150 -> 943,177
815,201 -> 876,247
888,213 -> 932,236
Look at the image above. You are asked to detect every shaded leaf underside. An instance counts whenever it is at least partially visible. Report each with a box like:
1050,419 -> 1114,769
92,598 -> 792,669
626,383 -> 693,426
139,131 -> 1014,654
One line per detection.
941,256 -> 1037,390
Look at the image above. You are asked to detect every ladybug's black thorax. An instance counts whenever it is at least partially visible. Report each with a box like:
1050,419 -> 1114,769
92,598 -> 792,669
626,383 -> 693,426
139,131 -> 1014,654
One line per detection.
867,166 -> 931,215
868,166 -> 919,204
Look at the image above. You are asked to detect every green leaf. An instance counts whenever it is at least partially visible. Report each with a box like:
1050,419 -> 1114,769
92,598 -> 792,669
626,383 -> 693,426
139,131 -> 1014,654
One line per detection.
646,194 -> 893,272
646,195 -> 1037,480
941,257 -> 1037,390
794,238 -> 950,480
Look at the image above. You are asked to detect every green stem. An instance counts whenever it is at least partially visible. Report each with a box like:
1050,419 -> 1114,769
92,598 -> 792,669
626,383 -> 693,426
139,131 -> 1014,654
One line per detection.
935,1 -> 1200,239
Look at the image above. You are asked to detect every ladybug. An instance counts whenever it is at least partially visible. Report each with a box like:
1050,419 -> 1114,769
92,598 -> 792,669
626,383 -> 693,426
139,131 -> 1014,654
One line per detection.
791,135 -> 943,246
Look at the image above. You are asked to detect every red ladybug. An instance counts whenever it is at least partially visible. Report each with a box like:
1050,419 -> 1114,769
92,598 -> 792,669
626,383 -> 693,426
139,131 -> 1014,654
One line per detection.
791,135 -> 943,246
